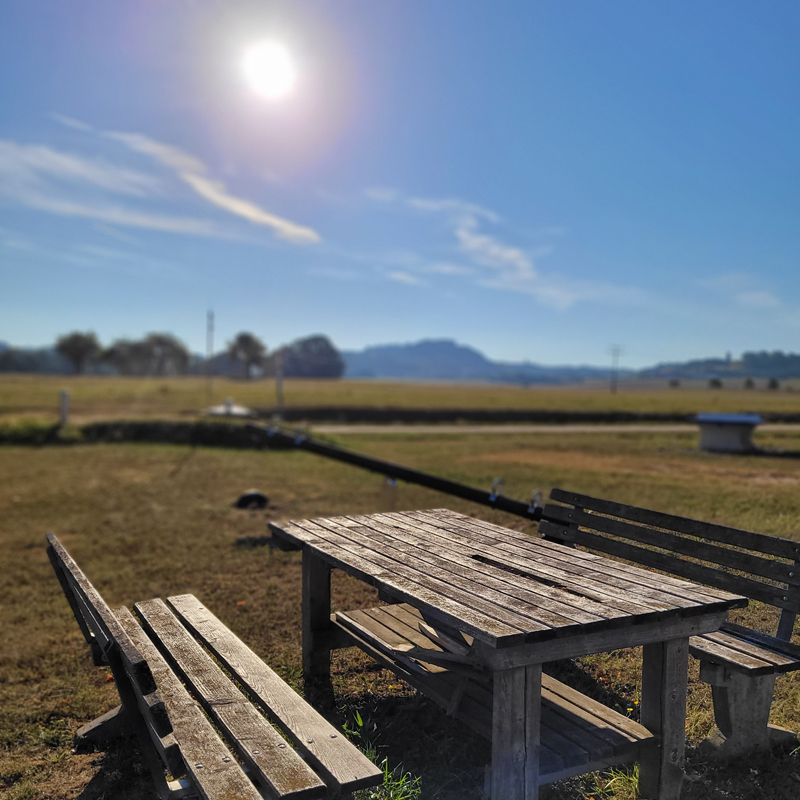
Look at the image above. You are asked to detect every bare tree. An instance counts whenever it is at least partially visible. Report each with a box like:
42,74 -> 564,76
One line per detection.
227,332 -> 266,379
55,331 -> 100,374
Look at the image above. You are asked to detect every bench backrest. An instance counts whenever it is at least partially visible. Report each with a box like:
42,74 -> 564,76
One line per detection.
46,533 -> 170,733
540,489 -> 800,641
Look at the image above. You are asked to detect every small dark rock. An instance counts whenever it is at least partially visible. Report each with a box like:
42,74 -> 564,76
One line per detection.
233,490 -> 269,509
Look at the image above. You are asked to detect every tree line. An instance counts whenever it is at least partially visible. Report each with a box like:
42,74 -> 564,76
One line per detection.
0,331 -> 345,379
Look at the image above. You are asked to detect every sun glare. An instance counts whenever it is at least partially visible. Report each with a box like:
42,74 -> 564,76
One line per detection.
241,40 -> 297,100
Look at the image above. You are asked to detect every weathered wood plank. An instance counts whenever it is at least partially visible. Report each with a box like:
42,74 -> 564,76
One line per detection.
690,627 -> 800,675
168,594 -> 383,794
303,551 -> 332,684
549,489 -> 800,561
46,533 -> 157,695
689,636 -> 776,676
639,638 -> 688,800
277,518 -> 531,645
341,514 -> 624,628
415,510 -> 734,607
543,504 -> 800,588
310,515 -> 569,629
491,665 -> 541,799
361,512 -> 662,622
135,598 -> 327,800
721,621 -> 800,660
539,521 -> 782,610
115,605 -> 265,800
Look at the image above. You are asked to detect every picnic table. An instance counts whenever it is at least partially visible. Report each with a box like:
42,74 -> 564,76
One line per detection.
270,509 -> 747,800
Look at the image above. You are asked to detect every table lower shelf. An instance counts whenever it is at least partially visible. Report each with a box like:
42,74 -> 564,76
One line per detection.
333,604 -> 657,785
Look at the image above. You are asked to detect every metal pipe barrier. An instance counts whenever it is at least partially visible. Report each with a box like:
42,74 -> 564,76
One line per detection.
248,423 -> 544,522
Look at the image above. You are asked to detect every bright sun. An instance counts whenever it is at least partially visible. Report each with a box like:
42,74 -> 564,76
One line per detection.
241,41 -> 296,100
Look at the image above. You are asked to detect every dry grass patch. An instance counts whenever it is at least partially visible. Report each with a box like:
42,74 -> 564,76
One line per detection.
2,432 -> 800,798
5,372 -> 800,425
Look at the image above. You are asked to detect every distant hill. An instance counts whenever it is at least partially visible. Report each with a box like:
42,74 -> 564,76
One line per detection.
342,339 -> 618,384
640,351 -> 800,380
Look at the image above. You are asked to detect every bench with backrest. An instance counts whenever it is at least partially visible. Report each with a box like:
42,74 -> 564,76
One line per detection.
46,533 -> 382,800
538,489 -> 800,758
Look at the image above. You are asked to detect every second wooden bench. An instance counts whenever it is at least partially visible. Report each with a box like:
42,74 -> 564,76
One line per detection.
539,489 -> 800,757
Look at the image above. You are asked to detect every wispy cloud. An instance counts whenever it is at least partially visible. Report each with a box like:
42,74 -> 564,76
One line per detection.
19,195 -> 218,236
737,290 -> 781,309
359,187 -> 645,310
387,270 -> 424,286
424,262 -> 475,276
698,272 -> 783,310
50,113 -> 95,133
363,186 -> 399,203
108,130 -> 320,244
0,138 -> 219,235
0,139 -> 161,197
407,195 -> 498,223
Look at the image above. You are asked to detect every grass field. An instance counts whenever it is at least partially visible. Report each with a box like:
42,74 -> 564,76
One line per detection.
3,373 -> 800,424
3,429 -> 800,799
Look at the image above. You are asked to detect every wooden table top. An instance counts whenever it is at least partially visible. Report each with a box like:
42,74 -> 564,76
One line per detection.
269,508 -> 747,649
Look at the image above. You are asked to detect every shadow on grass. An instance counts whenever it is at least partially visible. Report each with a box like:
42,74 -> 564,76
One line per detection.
76,737 -> 154,800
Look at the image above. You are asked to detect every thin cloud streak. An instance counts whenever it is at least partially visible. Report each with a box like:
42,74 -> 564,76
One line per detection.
19,195 -> 219,236
360,186 -> 648,310
0,139 -> 161,197
108,130 -> 320,244
387,270 -> 424,286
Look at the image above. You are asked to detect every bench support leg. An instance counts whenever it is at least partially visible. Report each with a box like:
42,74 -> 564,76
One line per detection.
490,664 -> 541,800
74,704 -> 131,751
699,663 -> 796,757
302,550 -> 334,703
639,638 -> 688,800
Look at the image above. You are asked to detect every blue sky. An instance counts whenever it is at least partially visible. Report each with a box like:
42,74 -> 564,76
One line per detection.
2,1 -> 799,368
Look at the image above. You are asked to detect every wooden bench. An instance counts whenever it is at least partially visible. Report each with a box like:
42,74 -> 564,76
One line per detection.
331,600 -> 658,788
539,489 -> 800,757
46,533 -> 382,799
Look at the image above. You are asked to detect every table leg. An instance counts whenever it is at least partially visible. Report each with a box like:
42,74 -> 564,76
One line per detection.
302,550 -> 332,688
491,664 -> 541,800
639,637 -> 689,800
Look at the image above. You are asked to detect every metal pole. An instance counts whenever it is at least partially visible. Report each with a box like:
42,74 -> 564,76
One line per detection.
206,310 -> 214,406
610,345 -> 621,395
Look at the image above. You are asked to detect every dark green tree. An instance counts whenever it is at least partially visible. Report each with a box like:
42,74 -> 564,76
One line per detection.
227,332 -> 267,379
144,333 -> 190,375
55,331 -> 100,374
279,335 -> 344,378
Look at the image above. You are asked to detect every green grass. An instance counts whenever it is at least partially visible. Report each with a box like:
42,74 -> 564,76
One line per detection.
3,372 -> 800,424
2,431 -> 800,798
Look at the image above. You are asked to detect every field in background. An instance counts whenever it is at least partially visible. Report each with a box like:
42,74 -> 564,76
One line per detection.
3,430 -> 800,799
2,373 -> 800,423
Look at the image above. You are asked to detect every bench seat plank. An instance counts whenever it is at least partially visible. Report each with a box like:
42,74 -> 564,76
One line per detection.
115,606 -> 265,800
168,594 -> 383,795
136,599 -> 327,800
690,627 -> 800,676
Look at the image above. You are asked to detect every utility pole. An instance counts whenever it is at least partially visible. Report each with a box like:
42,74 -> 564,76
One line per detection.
610,345 -> 621,395
206,310 -> 214,406
275,349 -> 285,419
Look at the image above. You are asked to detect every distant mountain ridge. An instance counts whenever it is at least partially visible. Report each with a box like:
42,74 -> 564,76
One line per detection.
342,339 -> 618,384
